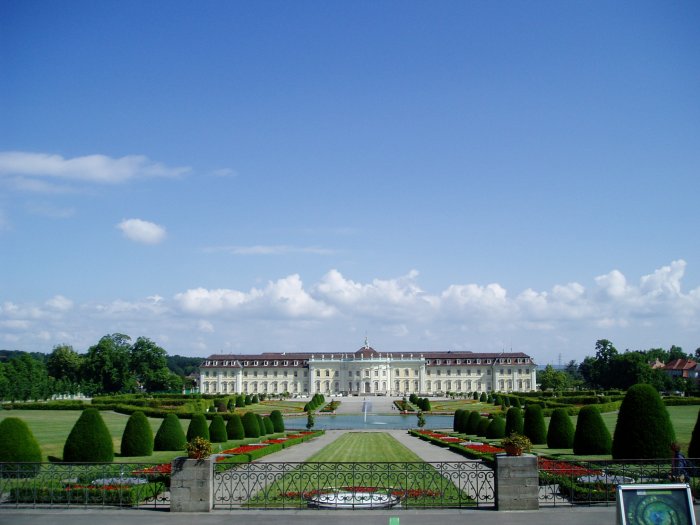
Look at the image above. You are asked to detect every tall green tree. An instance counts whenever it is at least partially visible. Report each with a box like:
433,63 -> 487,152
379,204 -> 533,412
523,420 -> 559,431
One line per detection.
46,345 -> 83,384
83,333 -> 135,393
129,337 -> 180,392
538,365 -> 570,391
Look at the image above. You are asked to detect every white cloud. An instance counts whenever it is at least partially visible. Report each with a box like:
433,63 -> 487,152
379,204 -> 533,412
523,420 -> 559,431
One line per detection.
117,218 -> 167,244
1,261 -> 699,361
175,274 -> 335,319
45,295 -> 73,312
0,151 -> 190,187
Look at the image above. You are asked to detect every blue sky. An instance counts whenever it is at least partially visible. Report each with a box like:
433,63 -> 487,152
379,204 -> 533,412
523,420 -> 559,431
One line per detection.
1,1 -> 699,364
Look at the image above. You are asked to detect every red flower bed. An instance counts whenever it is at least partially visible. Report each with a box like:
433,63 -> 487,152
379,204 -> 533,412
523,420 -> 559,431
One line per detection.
286,434 -> 305,439
440,437 -> 462,443
263,439 -> 287,444
221,444 -> 267,455
466,444 -> 504,453
391,489 -> 441,498
133,463 -> 172,475
340,486 -> 377,492
538,458 -> 601,477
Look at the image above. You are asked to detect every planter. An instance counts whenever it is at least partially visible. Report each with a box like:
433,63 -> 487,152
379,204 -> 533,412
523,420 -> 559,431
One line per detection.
504,445 -> 523,456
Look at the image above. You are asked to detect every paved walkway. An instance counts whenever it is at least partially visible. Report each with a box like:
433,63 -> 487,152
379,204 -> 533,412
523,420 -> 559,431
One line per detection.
0,507 -> 622,525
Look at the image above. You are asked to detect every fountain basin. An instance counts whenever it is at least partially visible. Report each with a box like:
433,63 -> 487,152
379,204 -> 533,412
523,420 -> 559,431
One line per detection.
307,491 -> 400,509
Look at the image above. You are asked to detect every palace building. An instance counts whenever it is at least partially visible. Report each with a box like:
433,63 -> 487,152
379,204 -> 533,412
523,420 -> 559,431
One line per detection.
199,340 -> 537,396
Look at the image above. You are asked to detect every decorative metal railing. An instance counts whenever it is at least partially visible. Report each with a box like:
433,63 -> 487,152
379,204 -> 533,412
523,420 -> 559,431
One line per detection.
213,461 -> 494,509
538,458 -> 699,507
0,462 -> 170,509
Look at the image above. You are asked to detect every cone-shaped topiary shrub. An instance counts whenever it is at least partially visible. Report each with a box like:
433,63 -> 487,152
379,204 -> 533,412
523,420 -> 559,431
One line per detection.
513,398 -> 521,409
574,405 -> 611,455
486,416 -> 506,439
453,409 -> 464,432
242,412 -> 260,438
547,408 -> 575,449
120,411 -> 153,457
472,392 -> 479,400
186,413 -> 210,442
244,395 -> 252,405
688,409 -> 700,459
209,415 -> 228,443
612,383 -> 675,459
0,417 -> 42,477
477,417 -> 490,437
523,404 -> 547,445
236,395 -> 245,408
458,410 -> 471,434
493,395 -> 501,406
263,416 -> 274,434
479,392 -> 487,402
252,395 -> 259,404
467,411 -> 482,434
255,414 -> 267,435
226,414 -> 245,440
270,410 -> 285,433
154,414 -> 186,451
63,408 -> 114,462
505,407 -> 524,437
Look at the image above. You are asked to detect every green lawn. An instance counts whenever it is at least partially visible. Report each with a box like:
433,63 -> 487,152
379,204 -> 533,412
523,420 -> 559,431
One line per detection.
307,432 -> 422,462
237,432 -> 474,508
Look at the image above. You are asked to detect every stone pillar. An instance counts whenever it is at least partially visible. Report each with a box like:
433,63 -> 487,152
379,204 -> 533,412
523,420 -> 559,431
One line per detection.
170,457 -> 214,512
494,454 -> 539,511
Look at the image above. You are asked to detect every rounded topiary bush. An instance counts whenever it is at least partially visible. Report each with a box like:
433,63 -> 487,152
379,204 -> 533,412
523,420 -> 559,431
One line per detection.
255,414 -> 267,435
236,395 -> 246,408
209,415 -> 228,443
486,416 -> 506,439
574,405 -> 611,455
263,416 -> 274,434
453,409 -> 464,432
479,392 -> 487,403
226,414 -> 245,440
458,410 -> 471,434
687,409 -> 700,459
612,383 -> 675,459
270,410 -> 285,433
505,407 -> 524,437
63,408 -> 114,462
186,413 -> 210,442
252,395 -> 259,404
477,417 -> 490,437
523,404 -> 547,445
154,414 -> 187,451
467,411 -> 482,434
547,408 -> 575,449
120,411 -> 154,457
242,412 -> 260,438
0,417 -> 42,477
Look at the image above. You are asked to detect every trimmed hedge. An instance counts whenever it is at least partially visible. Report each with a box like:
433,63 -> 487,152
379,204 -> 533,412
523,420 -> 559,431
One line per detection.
466,411 -> 481,434
453,409 -> 465,432
486,416 -> 506,439
120,411 -> 154,457
573,405 -> 611,455
255,414 -> 267,435
523,404 -> 547,445
547,408 -> 574,449
226,414 -> 245,440
242,412 -> 261,438
154,413 -> 187,451
688,409 -> 700,458
186,413 -> 210,441
270,410 -> 285,432
263,416 -> 275,435
0,417 -> 42,476
612,383 -> 675,460
63,408 -> 114,462
505,407 -> 524,436
209,415 -> 228,443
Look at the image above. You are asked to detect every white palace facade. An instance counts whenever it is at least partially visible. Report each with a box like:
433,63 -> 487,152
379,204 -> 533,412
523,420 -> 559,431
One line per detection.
199,342 -> 537,397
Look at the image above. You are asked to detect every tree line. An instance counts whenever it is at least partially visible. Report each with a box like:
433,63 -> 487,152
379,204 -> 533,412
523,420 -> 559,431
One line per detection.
538,339 -> 700,393
0,333 -> 202,401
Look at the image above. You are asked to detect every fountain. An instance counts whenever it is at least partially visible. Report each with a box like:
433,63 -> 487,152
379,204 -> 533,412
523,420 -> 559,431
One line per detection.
362,399 -> 372,423
307,490 -> 400,509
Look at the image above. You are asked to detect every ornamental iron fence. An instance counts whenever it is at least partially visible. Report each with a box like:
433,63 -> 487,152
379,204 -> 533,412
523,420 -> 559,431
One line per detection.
213,460 -> 494,509
0,462 -> 170,509
538,458 -> 700,507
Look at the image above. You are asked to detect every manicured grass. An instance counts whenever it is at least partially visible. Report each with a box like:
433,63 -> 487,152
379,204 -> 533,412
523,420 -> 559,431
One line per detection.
239,432 -> 474,508
234,400 -> 307,414
428,400 -> 500,413
308,432 -> 422,462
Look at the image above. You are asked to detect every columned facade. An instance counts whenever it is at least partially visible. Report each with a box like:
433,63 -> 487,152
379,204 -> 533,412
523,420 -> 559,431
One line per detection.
199,343 -> 537,396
